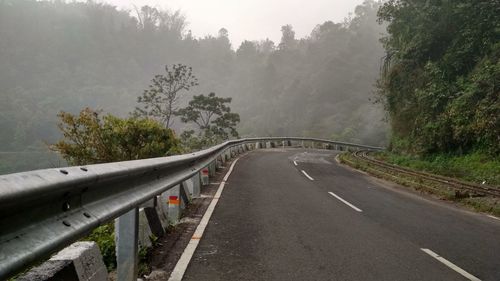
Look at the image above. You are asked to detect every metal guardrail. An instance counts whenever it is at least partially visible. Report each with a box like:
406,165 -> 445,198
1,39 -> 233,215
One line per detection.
0,137 -> 383,280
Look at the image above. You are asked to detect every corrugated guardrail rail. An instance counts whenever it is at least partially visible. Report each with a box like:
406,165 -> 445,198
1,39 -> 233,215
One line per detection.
0,137 -> 383,280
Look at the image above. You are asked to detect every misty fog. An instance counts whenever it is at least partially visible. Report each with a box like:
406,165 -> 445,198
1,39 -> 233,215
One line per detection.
0,0 -> 387,174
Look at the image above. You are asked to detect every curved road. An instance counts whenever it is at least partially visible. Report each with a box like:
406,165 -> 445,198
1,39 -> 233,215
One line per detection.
182,149 -> 500,281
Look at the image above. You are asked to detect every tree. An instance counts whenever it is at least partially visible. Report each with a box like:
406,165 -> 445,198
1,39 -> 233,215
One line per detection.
134,64 -> 198,128
176,92 -> 240,148
278,24 -> 296,50
52,108 -> 180,165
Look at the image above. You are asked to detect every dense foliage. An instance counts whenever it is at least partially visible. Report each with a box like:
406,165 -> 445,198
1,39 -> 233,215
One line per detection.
377,0 -> 500,156
52,108 -> 180,165
0,0 -> 387,174
177,92 -> 240,149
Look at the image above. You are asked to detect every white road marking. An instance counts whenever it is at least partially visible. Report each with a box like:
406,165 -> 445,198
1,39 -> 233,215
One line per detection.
293,160 -> 298,166
486,215 -> 500,221
301,170 -> 314,181
168,159 -> 240,281
328,192 -> 362,212
421,248 -> 481,281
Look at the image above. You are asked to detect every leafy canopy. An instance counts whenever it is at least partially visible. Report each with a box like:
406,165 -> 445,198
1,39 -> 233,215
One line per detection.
52,108 -> 180,165
176,92 -> 240,149
134,64 -> 198,128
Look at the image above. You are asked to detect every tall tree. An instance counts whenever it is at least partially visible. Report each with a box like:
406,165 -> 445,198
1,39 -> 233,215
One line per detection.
176,92 -> 240,148
278,24 -> 296,50
134,64 -> 198,128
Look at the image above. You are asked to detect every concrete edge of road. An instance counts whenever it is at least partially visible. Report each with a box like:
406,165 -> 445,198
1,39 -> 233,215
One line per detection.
167,156 -> 241,281
334,152 -> 500,223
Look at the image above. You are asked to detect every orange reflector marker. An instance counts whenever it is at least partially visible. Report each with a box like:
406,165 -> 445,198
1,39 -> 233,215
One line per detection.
202,168 -> 209,175
169,195 -> 180,205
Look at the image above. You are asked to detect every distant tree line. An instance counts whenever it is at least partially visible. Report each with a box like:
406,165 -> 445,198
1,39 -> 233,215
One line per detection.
0,0 -> 387,174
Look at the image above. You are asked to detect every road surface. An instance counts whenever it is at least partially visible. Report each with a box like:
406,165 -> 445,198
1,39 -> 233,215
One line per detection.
182,149 -> 500,281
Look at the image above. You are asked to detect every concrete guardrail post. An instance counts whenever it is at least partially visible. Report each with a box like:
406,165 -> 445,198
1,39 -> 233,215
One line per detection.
208,161 -> 216,177
167,185 -> 181,224
115,208 -> 139,281
201,167 -> 209,185
192,172 -> 201,196
17,242 -> 108,281
138,209 -> 153,248
220,153 -> 226,165
156,194 -> 169,229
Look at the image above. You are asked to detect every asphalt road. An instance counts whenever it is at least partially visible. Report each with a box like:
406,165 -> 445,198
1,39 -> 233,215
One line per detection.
182,149 -> 500,281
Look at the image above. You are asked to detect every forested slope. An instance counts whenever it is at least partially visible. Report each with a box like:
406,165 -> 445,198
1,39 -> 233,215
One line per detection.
0,0 -> 387,174
377,0 -> 499,157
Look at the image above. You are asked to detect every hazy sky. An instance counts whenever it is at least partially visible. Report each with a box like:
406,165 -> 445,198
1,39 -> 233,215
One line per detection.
98,0 -> 365,48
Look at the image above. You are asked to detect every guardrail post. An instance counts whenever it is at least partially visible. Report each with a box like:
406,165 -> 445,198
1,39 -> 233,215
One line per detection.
116,208 -> 139,281
183,176 -> 199,199
255,142 -> 260,149
266,141 -> 271,148
208,161 -> 216,177
192,172 -> 201,197
216,155 -> 223,169
167,185 -> 181,224
301,140 -> 305,148
220,153 -> 226,165
201,167 -> 209,185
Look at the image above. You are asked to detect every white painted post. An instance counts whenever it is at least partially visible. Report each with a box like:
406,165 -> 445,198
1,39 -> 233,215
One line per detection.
208,161 -> 216,177
137,209 -> 153,248
200,167 -> 209,185
115,208 -> 139,281
167,185 -> 181,224
192,172 -> 201,197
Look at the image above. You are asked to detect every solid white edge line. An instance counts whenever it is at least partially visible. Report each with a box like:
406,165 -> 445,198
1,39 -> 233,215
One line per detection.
486,215 -> 500,221
301,170 -> 314,181
328,191 -> 362,212
421,248 -> 481,281
168,158 -> 240,281
293,160 -> 298,166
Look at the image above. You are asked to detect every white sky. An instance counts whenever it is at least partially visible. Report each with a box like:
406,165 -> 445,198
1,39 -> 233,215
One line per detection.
98,0 -> 365,48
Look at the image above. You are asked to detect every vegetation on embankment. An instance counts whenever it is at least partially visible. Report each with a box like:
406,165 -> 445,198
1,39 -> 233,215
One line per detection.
376,0 -> 499,158
372,0 -> 499,200
374,151 -> 500,187
339,152 -> 500,217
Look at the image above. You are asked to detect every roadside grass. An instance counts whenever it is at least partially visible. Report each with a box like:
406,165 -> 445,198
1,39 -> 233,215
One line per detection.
339,152 -> 500,217
374,151 -> 500,186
